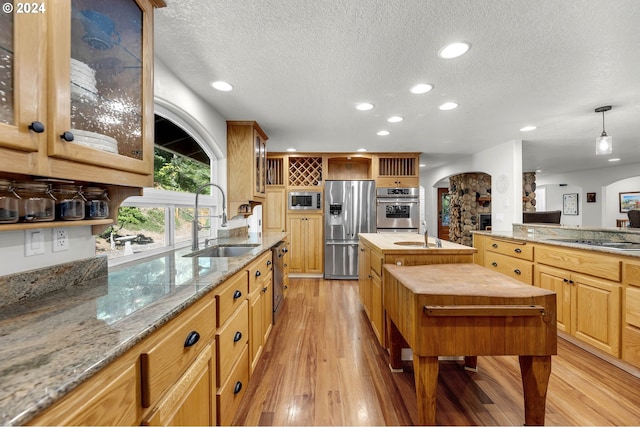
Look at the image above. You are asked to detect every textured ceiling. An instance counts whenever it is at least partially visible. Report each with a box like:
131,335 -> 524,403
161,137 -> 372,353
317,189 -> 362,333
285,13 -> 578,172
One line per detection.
154,0 -> 640,176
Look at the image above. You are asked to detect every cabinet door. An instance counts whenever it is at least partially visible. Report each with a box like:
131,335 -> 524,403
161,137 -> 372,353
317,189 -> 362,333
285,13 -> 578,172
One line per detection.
262,274 -> 273,344
0,11 -> 45,152
249,288 -> 263,373
536,265 -> 571,333
287,215 -> 305,273
304,214 -> 324,273
371,271 -> 383,344
358,245 -> 371,315
143,343 -> 216,427
572,273 -> 621,356
47,0 -> 154,176
264,187 -> 286,232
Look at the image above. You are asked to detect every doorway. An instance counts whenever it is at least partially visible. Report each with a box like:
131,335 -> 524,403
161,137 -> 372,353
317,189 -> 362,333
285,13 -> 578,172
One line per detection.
437,187 -> 450,240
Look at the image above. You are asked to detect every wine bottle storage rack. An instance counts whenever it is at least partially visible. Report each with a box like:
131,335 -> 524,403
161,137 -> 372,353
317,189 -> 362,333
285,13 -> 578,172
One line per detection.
266,158 -> 284,185
378,157 -> 416,176
288,157 -> 322,187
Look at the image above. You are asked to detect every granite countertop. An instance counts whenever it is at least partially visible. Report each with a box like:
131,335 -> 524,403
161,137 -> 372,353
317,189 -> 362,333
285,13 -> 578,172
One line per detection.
359,232 -> 477,254
0,232 -> 286,426
473,224 -> 640,258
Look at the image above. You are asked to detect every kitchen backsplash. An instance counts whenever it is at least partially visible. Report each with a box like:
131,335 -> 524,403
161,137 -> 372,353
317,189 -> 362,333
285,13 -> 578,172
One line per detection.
0,256 -> 108,308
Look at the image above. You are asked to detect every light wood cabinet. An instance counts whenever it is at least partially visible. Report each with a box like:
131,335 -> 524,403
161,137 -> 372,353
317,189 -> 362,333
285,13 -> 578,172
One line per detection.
142,342 -> 216,426
622,261 -> 640,368
536,264 -> 621,356
0,0 -> 162,187
358,243 -> 383,343
264,187 -> 286,233
288,213 -> 323,274
484,237 -> 534,285
227,121 -> 268,217
373,154 -> 420,188
247,251 -> 274,373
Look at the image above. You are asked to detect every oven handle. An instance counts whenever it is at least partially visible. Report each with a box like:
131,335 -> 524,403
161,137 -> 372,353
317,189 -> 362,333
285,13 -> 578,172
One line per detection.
377,199 -> 420,204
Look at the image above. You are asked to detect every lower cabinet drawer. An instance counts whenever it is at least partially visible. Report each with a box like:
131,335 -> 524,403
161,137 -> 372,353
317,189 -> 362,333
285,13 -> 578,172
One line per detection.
216,300 -> 249,386
140,297 -> 216,408
484,252 -> 533,285
216,270 -> 248,328
217,344 -> 250,426
487,238 -> 533,261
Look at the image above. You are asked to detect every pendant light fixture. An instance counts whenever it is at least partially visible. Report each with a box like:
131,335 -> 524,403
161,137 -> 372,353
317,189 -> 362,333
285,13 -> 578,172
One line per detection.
595,105 -> 613,155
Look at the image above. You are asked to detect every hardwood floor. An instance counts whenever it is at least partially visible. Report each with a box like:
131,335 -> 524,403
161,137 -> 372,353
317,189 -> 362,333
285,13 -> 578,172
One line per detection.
233,278 -> 640,426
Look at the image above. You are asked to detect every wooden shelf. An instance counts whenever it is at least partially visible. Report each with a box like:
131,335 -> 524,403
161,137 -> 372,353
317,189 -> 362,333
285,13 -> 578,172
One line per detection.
0,219 -> 113,232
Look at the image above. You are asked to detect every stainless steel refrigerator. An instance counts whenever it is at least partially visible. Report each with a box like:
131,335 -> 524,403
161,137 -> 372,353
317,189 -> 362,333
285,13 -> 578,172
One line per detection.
324,180 -> 376,279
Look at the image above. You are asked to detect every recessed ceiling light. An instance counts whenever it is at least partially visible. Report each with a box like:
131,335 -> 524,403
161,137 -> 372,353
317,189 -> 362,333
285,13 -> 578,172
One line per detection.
211,81 -> 233,91
410,83 -> 434,94
357,148 -> 367,152
438,42 -> 471,59
387,116 -> 404,123
377,130 -> 390,136
356,102 -> 374,111
535,169 -> 542,173
286,148 -> 297,152
608,158 -> 621,162
439,102 -> 458,111
520,125 -> 537,132
419,163 -> 426,168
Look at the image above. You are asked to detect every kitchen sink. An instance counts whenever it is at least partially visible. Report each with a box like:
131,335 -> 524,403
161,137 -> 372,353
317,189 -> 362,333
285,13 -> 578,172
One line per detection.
184,244 -> 259,258
393,241 -> 427,247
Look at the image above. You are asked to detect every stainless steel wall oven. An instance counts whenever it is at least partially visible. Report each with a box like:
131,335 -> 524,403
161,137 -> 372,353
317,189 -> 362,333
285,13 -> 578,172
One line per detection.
376,187 -> 420,232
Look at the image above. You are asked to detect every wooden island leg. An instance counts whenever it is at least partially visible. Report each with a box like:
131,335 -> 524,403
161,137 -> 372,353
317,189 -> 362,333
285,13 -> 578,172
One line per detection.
387,316 -> 403,371
413,355 -> 439,425
519,355 -> 552,426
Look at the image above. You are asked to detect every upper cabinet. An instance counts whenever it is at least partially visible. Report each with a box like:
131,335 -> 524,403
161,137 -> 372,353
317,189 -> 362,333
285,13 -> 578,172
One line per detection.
374,154 -> 420,188
0,0 -> 165,188
227,121 -> 268,216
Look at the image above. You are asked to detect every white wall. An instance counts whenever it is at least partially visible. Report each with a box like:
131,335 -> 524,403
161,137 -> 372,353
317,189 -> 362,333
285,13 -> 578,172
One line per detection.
536,162 -> 640,227
0,227 -> 96,276
421,140 -> 523,233
542,184 -> 583,226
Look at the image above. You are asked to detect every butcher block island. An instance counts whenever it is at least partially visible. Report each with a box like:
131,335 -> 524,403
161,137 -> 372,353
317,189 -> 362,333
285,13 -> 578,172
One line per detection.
384,263 -> 557,426
357,233 -> 476,345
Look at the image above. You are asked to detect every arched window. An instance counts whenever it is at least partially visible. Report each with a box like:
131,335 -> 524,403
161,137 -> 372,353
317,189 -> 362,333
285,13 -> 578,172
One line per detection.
98,113 -> 222,263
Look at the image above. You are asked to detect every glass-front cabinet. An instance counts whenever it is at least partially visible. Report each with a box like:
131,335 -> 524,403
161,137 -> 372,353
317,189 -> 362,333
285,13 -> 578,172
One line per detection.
255,131 -> 267,196
0,0 -> 164,188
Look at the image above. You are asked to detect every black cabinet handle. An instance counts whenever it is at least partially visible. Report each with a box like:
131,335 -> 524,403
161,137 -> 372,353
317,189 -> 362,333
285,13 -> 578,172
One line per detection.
514,269 -> 521,275
284,285 -> 288,290
255,270 -> 261,277
492,243 -> 498,248
184,331 -> 200,348
233,381 -> 243,394
283,247 -> 288,253
233,290 -> 242,299
267,260 -> 272,266
569,280 -> 574,285
233,331 -> 242,342
563,278 -> 569,283
60,131 -> 74,141
514,248 -> 522,253
28,121 -> 45,133
491,262 -> 498,267
263,286 -> 268,293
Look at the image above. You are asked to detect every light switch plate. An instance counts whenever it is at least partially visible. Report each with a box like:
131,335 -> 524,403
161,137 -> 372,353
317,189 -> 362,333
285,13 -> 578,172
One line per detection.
53,228 -> 69,252
25,229 -> 45,256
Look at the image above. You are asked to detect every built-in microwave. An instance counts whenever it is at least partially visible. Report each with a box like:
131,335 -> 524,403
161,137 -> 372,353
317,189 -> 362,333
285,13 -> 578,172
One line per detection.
288,191 -> 322,210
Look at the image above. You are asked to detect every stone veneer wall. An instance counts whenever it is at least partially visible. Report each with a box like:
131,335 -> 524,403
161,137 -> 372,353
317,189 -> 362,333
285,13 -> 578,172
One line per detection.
523,172 -> 537,212
448,172 -> 537,246
449,173 -> 491,246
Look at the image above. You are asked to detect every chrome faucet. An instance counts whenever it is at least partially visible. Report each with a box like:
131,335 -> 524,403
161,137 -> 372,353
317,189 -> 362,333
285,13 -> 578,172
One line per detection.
192,182 -> 228,251
423,220 -> 428,247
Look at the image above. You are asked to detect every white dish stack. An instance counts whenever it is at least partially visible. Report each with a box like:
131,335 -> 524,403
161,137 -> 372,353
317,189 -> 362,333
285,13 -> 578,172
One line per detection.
70,129 -> 118,154
70,58 -> 98,102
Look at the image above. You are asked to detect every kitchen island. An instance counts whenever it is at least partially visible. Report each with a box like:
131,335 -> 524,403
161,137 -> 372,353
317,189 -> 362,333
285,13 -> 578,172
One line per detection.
357,232 -> 476,345
472,224 -> 640,371
0,232 -> 286,426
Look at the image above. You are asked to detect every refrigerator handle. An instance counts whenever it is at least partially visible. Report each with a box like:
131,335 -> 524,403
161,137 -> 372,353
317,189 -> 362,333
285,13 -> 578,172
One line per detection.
349,184 -> 355,237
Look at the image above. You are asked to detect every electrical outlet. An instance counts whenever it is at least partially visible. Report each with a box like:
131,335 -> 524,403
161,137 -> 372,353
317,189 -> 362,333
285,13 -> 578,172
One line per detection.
53,228 -> 69,252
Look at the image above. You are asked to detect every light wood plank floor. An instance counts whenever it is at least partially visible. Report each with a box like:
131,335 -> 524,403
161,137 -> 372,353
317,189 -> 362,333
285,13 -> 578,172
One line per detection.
233,278 -> 640,426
